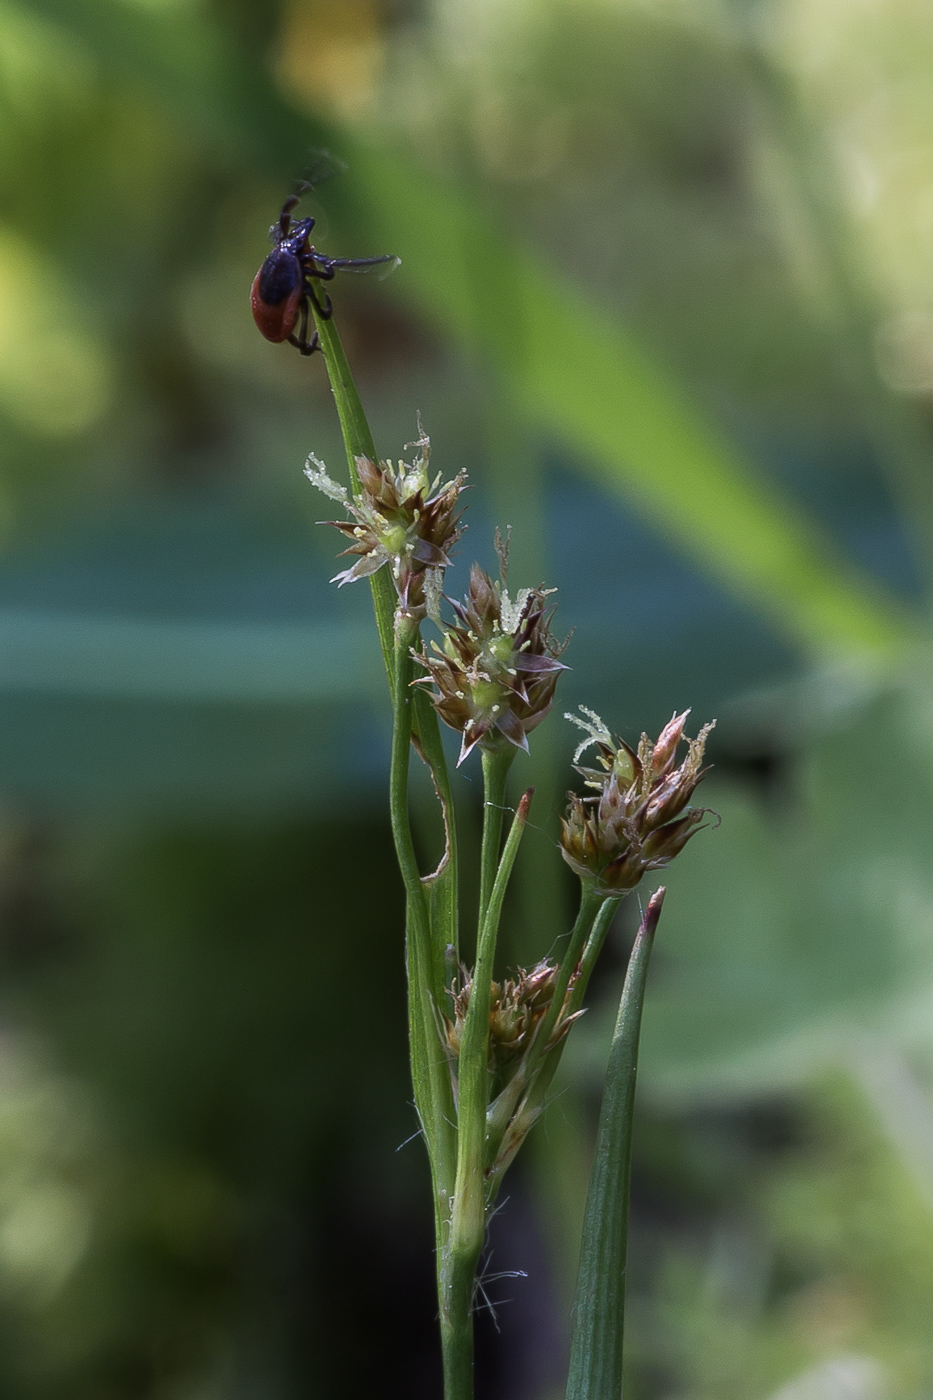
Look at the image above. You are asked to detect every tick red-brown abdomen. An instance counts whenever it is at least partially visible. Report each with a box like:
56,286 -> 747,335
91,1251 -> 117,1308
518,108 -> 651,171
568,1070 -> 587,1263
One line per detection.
250,258 -> 303,342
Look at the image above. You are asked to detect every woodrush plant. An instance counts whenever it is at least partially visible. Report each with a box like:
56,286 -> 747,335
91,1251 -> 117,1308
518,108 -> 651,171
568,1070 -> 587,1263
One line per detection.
253,201 -> 715,1400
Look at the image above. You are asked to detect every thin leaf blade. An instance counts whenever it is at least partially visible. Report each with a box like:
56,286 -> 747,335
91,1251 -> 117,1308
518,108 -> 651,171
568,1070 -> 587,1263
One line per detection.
565,888 -> 665,1400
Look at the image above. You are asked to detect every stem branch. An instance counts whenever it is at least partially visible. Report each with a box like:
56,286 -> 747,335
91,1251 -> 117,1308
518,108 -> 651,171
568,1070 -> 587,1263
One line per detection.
443,789 -> 533,1400
478,747 -> 514,936
389,620 -> 456,1162
313,306 -> 460,970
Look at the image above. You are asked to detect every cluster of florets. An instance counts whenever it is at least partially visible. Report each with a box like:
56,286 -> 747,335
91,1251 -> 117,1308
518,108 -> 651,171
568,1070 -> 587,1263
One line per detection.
445,958 -> 580,1070
414,550 -> 569,766
560,707 -> 715,894
305,418 -> 465,619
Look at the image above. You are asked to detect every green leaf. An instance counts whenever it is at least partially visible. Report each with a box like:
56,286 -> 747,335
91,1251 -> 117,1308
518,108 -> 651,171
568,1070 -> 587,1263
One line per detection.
565,890 -> 663,1400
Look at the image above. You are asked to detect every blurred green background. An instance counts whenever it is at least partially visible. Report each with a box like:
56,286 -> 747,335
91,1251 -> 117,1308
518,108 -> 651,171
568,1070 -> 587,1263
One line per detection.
3,0 -> 933,1395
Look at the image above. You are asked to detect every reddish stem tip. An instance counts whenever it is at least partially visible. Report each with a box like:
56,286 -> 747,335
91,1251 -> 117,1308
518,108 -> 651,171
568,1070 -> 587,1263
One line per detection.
643,885 -> 666,937
517,788 -> 535,820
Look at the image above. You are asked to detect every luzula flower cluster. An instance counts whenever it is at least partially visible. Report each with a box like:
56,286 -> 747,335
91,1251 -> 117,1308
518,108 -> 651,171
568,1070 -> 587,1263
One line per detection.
560,706 -> 715,894
415,555 -> 568,765
445,958 -> 580,1069
305,417 -> 464,620
305,415 -> 718,1214
306,428 -> 569,768
306,421 -> 714,887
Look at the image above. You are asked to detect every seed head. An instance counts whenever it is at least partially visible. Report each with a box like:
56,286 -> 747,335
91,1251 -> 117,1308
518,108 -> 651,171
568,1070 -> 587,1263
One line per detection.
444,958 -> 578,1070
304,417 -> 465,618
560,707 -> 716,893
414,560 -> 569,765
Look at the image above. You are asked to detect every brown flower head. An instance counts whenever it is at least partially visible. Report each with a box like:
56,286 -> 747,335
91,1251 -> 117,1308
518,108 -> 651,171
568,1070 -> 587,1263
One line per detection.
414,549 -> 569,765
560,706 -> 715,894
444,958 -> 580,1069
304,417 -> 465,618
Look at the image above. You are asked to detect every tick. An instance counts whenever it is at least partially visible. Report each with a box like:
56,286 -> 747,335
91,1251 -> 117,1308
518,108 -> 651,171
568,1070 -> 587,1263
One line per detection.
250,192 -> 399,356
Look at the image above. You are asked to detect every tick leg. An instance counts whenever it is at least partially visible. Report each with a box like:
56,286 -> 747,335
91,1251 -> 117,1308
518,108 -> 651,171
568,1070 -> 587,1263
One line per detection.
279,194 -> 300,238
288,295 -> 320,355
306,280 -> 333,321
325,255 -> 399,273
303,251 -> 337,282
288,329 -> 320,356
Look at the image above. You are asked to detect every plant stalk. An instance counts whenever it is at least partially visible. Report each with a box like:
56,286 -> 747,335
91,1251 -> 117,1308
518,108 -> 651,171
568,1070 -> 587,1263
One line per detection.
314,306 -> 460,975
567,894 -> 623,1017
478,747 -> 514,935
482,882 -> 605,1195
389,618 -> 457,1187
444,788 -> 533,1400
530,881 -> 604,1075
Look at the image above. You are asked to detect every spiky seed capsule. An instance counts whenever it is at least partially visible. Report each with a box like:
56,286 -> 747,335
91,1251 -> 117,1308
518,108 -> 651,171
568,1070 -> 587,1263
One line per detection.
414,561 -> 569,765
304,417 -> 466,619
444,958 -> 574,1071
560,706 -> 716,894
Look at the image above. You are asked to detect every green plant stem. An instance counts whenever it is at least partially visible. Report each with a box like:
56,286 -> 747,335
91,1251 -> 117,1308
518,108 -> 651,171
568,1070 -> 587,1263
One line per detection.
444,789 -> 533,1400
312,305 -> 473,1391
478,747 -> 514,936
512,892 -> 619,1129
565,887 -> 665,1400
313,307 -> 394,667
567,895 -> 623,1016
389,619 -> 457,1178
314,306 -> 459,974
389,619 -> 458,1400
531,881 -> 604,1072
482,882 -> 604,1192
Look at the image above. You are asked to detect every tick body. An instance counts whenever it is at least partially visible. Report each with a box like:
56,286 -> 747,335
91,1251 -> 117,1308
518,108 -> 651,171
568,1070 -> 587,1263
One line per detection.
251,193 -> 398,356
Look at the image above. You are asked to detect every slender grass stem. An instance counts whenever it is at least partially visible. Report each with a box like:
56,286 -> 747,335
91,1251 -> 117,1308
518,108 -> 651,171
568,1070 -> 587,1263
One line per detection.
483,882 -> 604,1188
530,881 -> 604,1073
488,894 -> 620,1179
389,634 -> 459,1385
313,306 -> 460,974
312,304 -> 468,1393
390,618 -> 458,1390
444,789 -> 533,1400
478,747 -> 514,937
312,308 -> 395,670
389,620 -> 457,1182
567,895 -> 623,1016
